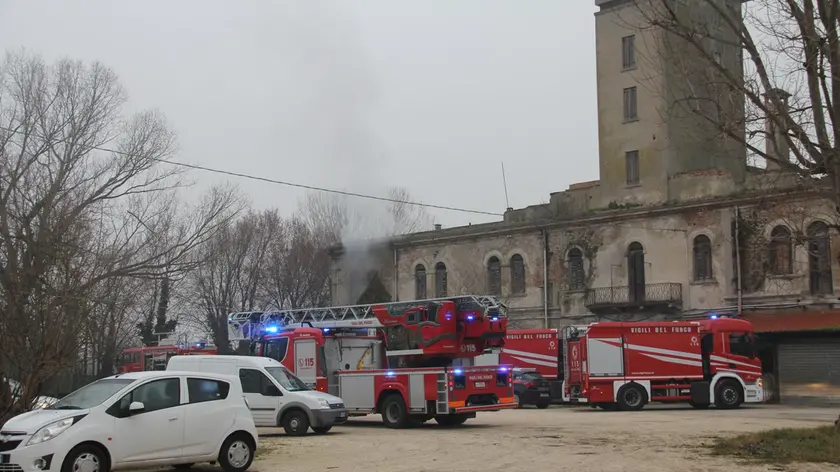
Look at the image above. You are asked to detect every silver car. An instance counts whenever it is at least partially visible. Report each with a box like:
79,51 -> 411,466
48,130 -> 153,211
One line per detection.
3,378 -> 59,410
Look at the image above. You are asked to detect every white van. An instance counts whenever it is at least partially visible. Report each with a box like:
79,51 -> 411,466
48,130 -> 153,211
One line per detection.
167,355 -> 347,436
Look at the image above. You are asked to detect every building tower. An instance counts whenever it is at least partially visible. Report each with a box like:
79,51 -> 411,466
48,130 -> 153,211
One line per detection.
593,0 -> 747,205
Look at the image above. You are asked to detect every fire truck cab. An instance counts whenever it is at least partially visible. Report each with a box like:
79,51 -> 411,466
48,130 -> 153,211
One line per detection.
228,296 -> 518,428
561,317 -> 764,411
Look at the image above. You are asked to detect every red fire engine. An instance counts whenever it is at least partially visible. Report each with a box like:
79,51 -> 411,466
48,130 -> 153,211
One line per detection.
475,329 -> 564,400
561,317 -> 765,410
227,295 -> 519,427
118,343 -> 218,373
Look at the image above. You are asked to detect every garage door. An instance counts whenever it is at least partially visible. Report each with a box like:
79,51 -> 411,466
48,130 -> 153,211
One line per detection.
778,338 -> 840,405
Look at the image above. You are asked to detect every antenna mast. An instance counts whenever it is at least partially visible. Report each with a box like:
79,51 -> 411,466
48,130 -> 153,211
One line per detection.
501,161 -> 512,211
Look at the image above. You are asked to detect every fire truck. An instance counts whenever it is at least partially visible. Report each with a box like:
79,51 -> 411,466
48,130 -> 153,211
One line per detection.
475,329 -> 565,401
227,295 -> 519,428
118,343 -> 218,373
561,317 -> 765,411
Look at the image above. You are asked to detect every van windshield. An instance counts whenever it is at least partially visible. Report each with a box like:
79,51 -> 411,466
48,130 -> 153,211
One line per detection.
265,367 -> 310,392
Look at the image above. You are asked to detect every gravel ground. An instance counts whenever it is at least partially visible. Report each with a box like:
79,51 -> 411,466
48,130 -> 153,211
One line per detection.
211,405 -> 840,472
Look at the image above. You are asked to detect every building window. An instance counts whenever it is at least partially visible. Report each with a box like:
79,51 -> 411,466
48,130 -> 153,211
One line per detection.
807,221 -> 832,295
510,254 -> 525,295
487,256 -> 502,296
435,262 -> 448,297
622,35 -> 636,69
567,248 -> 585,290
693,234 -> 713,281
415,264 -> 427,299
625,150 -> 640,185
768,226 -> 792,275
623,86 -> 637,121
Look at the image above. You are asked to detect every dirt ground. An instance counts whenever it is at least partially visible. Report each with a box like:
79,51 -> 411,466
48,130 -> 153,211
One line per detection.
249,404 -> 840,472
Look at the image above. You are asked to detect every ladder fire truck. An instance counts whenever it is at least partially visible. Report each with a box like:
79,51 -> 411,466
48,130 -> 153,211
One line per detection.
227,295 -> 518,428
560,317 -> 765,411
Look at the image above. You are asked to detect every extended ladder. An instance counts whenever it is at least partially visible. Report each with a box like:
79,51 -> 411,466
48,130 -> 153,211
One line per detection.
227,295 -> 507,341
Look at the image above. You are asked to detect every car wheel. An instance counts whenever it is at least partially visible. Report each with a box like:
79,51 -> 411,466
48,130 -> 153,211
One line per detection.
173,464 -> 195,469
380,393 -> 410,429
312,426 -> 332,434
282,409 -> 311,436
61,444 -> 108,472
536,403 -> 549,409
617,383 -> 647,412
218,433 -> 255,472
514,393 -> 522,408
715,380 -> 743,409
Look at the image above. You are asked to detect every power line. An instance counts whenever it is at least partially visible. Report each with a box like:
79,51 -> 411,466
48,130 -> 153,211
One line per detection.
0,125 -> 504,217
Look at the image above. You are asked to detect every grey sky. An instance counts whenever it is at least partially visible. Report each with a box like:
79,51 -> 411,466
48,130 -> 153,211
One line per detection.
0,0 -> 599,228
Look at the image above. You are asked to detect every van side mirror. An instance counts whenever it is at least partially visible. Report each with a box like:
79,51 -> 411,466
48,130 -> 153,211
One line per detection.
128,401 -> 145,414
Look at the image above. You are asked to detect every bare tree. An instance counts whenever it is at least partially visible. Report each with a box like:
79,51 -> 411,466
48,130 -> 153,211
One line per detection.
0,51 -> 238,423
187,208 -> 279,352
629,0 -> 838,204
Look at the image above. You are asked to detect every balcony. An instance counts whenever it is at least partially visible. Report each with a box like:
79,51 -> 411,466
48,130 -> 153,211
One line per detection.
584,283 -> 683,314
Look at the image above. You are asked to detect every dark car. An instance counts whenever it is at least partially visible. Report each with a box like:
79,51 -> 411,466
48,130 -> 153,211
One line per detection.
512,370 -> 551,409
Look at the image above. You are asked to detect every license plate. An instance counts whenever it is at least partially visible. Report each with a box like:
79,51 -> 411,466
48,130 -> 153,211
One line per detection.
475,381 -> 486,388
540,393 -> 550,397
338,412 -> 347,418
0,454 -> 8,464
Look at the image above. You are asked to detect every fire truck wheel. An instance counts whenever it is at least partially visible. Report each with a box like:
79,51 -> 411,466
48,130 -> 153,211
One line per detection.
714,380 -> 743,409
281,409 -> 311,436
381,394 -> 411,429
435,415 -> 468,427
514,394 -> 522,408
312,426 -> 332,434
616,383 -> 647,411
536,403 -> 550,409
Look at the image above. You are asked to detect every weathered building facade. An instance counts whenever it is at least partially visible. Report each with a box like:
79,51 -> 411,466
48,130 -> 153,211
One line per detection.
329,1 -> 840,405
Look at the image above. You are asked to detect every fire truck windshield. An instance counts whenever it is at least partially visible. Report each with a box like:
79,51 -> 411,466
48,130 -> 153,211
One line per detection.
265,367 -> 309,392
46,378 -> 136,410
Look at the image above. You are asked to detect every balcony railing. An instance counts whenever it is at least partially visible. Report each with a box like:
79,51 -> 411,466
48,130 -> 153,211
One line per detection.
584,283 -> 683,314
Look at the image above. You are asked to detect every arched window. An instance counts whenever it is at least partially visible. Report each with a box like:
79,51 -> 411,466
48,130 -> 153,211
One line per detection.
510,254 -> 525,295
567,248 -> 585,290
807,221 -> 832,295
768,226 -> 792,275
693,234 -> 713,281
435,262 -> 448,298
627,242 -> 645,302
415,264 -> 427,299
487,256 -> 502,296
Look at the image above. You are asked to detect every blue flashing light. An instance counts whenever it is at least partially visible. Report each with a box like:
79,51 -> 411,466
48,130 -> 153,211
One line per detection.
491,316 -> 499,322
386,371 -> 396,377
265,325 -> 279,334
323,328 -> 331,333
453,368 -> 463,375
445,313 -> 453,321
709,314 -> 719,319
498,366 -> 508,373
466,314 -> 475,322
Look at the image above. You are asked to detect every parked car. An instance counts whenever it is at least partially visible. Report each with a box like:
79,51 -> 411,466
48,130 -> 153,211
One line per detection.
0,370 -> 258,472
2,378 -> 59,410
167,355 -> 348,436
512,369 -> 552,409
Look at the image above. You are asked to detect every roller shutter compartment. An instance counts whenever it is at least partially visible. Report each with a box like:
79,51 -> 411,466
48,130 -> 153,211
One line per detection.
778,339 -> 840,405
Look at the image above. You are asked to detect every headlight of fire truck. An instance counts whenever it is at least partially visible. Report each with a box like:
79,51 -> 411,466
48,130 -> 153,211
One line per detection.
756,378 -> 764,389
317,398 -> 330,409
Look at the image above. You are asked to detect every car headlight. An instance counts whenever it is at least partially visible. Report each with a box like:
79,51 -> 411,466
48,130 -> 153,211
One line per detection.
317,398 -> 330,409
26,416 -> 84,446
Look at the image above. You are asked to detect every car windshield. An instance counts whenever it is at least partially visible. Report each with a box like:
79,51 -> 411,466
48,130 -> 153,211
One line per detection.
518,372 -> 544,381
47,378 -> 136,410
265,367 -> 310,392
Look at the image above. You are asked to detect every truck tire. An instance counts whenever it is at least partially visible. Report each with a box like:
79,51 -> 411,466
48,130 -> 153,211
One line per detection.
536,402 -> 550,409
282,409 -> 311,436
381,394 -> 411,429
616,383 -> 647,412
435,415 -> 468,427
714,380 -> 743,409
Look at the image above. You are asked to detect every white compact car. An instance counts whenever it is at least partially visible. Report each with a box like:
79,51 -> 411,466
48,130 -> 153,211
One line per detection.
0,371 -> 258,472
167,355 -> 348,436
3,378 -> 59,411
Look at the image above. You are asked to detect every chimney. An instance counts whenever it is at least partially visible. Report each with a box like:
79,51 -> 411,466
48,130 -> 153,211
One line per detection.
763,88 -> 791,170
434,224 -> 442,231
